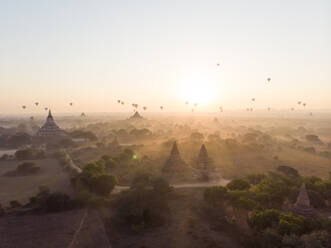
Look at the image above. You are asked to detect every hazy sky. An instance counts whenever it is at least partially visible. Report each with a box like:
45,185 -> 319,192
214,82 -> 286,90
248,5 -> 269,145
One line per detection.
0,0 -> 330,114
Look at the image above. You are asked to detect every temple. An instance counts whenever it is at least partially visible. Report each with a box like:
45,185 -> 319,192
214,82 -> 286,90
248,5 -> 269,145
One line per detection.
196,144 -> 214,180
292,184 -> 318,218
129,111 -> 143,120
162,141 -> 188,174
36,110 -> 66,137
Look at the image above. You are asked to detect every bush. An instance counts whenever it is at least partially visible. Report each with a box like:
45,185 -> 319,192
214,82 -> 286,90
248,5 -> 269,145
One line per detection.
227,179 -> 251,191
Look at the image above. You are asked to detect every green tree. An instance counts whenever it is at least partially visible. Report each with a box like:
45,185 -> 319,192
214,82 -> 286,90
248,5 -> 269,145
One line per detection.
227,179 -> 251,191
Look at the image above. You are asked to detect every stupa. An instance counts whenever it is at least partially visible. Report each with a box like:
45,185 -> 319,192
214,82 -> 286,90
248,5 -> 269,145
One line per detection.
36,110 -> 66,137
196,144 -> 213,170
196,144 -> 214,181
292,184 -> 318,218
162,141 -> 188,174
129,111 -> 143,120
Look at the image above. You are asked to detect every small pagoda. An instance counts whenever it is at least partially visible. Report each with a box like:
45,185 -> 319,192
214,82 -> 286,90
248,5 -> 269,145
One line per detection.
36,110 -> 66,137
292,184 -> 318,218
162,141 -> 188,174
129,111 -> 143,120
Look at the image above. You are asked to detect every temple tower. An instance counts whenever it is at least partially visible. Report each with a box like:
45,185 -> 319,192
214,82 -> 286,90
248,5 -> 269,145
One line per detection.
292,184 -> 318,218
36,110 -> 65,137
162,141 -> 187,174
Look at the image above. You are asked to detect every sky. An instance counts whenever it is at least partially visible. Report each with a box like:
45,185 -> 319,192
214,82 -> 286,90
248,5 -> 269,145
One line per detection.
0,0 -> 330,114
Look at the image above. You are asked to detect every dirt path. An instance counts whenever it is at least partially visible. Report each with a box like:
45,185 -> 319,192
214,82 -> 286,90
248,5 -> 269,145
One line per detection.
112,179 -> 230,194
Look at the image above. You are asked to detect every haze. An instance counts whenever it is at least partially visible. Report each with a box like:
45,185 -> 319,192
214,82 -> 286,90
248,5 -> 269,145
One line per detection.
0,0 -> 330,114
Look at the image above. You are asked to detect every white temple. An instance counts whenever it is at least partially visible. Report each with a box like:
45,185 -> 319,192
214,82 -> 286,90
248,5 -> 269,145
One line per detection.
36,110 -> 65,137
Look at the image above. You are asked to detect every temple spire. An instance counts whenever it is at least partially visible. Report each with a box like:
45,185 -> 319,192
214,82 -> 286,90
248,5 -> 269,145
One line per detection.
48,109 -> 53,119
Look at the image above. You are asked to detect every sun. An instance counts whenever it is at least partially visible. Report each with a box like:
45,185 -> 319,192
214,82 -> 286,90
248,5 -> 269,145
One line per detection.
179,73 -> 218,107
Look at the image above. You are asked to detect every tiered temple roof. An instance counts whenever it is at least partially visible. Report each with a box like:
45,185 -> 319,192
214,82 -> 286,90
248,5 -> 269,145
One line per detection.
292,184 -> 318,218
36,110 -> 65,137
162,141 -> 187,174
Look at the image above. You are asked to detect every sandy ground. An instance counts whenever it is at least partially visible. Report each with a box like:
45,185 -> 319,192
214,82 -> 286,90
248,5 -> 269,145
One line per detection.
0,158 -> 75,206
0,209 -> 111,248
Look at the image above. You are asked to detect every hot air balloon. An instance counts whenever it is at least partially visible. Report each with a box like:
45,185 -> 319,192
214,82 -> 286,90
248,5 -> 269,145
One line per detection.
121,101 -> 124,105
194,103 -> 198,107
310,112 -> 313,116
35,102 -> 39,106
267,78 -> 271,82
143,106 -> 147,111
44,107 -> 48,111
69,102 -> 73,106
81,112 -> 86,117
30,116 -> 34,121
160,106 -> 163,110
219,106 -> 223,112
246,108 -> 250,111
22,105 -> 26,109
303,103 -> 306,107
268,107 -> 271,111
298,101 -> 301,105
217,63 -> 220,67
185,101 -> 189,105
291,108 -> 295,111
191,108 -> 194,112
117,100 -> 121,103
250,108 -> 253,112
251,98 -> 255,102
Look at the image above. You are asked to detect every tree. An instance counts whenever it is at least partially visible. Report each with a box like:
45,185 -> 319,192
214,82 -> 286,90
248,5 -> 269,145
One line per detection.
152,177 -> 173,195
245,174 -> 267,185
204,186 -> 228,207
248,209 -> 280,231
91,174 -> 117,196
276,166 -> 300,178
227,179 -> 251,191
301,231 -> 330,248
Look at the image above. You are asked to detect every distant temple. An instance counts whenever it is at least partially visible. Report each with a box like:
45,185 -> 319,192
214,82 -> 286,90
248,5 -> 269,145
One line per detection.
129,111 -> 143,120
36,110 -> 66,137
162,141 -> 188,174
196,144 -> 214,181
292,184 -> 318,218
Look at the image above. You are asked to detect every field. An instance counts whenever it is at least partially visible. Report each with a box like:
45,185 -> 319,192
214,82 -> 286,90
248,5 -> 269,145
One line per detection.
0,158 -> 74,206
